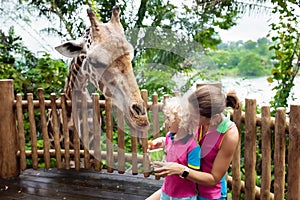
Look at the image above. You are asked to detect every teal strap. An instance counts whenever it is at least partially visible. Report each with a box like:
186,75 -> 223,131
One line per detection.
216,117 -> 234,134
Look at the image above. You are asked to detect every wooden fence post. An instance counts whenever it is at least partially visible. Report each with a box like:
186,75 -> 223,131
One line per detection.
274,107 -> 286,200
287,104 -> 300,200
105,97 -> 114,173
151,92 -> 159,139
261,106 -> 272,199
0,79 -> 19,179
231,100 -> 242,200
142,89 -> 150,177
244,98 -> 257,200
117,106 -> 125,174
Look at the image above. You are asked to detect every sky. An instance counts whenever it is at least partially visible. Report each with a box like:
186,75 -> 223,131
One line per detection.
5,14 -> 271,51
0,1 -> 275,58
218,13 -> 272,42
218,0 -> 276,42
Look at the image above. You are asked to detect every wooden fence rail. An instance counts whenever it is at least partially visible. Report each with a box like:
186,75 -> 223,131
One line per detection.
0,79 -> 299,199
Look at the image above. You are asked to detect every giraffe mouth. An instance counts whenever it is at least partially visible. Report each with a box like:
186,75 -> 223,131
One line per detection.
128,103 -> 149,129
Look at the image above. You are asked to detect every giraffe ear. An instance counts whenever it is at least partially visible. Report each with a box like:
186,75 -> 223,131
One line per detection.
54,39 -> 85,58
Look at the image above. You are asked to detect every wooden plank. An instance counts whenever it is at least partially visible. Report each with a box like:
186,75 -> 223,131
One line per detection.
142,129 -> 150,177
82,92 -> 90,169
0,183 -> 43,200
27,93 -> 39,170
117,107 -> 125,174
16,93 -> 27,171
152,93 -> 159,139
141,89 -> 148,109
261,106 -> 272,199
141,90 -> 151,177
287,105 -> 300,200
231,100 -> 242,200
0,169 -> 162,200
50,93 -> 62,169
73,128 -> 81,170
72,90 -> 81,170
105,98 -> 114,173
38,88 -> 51,169
274,108 -> 286,200
163,95 -> 169,133
61,93 -> 70,169
1,179 -> 98,199
0,80 -> 19,178
18,149 -> 144,163
131,128 -> 138,175
92,93 -> 101,171
244,98 -> 257,200
13,99 -> 106,110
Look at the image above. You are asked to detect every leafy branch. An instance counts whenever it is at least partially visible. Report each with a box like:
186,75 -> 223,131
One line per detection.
267,0 -> 300,113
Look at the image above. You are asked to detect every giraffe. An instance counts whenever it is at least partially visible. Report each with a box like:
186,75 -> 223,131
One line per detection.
50,5 -> 149,150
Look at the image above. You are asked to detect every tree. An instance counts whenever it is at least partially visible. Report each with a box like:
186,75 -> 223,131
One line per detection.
257,38 -> 272,56
210,38 -> 274,76
3,0 -> 300,109
14,0 -> 240,96
244,40 -> 257,50
237,52 -> 266,76
267,0 -> 300,112
0,27 -> 67,98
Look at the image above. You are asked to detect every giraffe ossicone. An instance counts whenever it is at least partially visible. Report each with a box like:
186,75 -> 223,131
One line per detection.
55,6 -> 149,135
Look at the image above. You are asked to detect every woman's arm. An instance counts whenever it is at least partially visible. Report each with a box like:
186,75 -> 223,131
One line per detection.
188,126 -> 239,185
154,126 -> 239,186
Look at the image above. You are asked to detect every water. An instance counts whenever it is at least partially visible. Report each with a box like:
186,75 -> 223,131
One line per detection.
220,76 -> 300,107
174,74 -> 300,107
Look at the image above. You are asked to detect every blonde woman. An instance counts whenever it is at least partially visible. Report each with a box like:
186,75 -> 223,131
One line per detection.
148,83 -> 240,200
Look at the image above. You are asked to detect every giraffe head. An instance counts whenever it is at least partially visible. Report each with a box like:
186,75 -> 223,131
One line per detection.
55,6 -> 149,130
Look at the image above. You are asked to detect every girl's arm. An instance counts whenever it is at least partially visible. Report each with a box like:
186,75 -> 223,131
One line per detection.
148,137 -> 166,150
154,126 -> 239,186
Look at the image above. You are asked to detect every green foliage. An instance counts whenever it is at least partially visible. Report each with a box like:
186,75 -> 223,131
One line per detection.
237,52 -> 268,76
210,38 -> 274,76
22,0 -> 91,38
1,27 -> 68,170
25,139 -> 56,168
134,48 -> 178,97
27,53 -> 68,98
16,0 -> 240,96
140,69 -> 176,96
267,0 -> 300,112
9,1 -> 299,114
0,27 -> 68,98
180,0 -> 239,49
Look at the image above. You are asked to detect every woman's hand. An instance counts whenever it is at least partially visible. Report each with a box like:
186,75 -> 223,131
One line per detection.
153,161 -> 184,177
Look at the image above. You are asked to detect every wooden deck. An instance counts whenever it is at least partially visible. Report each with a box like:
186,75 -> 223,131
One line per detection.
0,169 -> 163,200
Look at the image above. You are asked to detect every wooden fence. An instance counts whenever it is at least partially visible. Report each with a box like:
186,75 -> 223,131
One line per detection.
0,79 -> 299,199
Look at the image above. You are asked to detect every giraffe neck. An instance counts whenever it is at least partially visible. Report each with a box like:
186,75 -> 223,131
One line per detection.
63,27 -> 92,100
64,56 -> 85,100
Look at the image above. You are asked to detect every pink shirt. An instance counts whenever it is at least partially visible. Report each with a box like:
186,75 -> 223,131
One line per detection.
161,133 -> 201,198
195,125 -> 233,199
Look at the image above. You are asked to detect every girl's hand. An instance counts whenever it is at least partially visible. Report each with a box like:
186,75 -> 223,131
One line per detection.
153,162 -> 184,177
148,137 -> 165,150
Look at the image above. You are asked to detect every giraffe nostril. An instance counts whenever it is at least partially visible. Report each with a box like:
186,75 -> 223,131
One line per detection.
132,104 -> 146,116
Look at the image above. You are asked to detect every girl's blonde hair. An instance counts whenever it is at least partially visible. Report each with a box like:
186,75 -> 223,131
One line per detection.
163,96 -> 190,131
